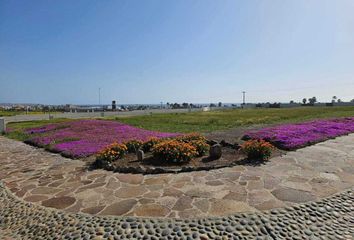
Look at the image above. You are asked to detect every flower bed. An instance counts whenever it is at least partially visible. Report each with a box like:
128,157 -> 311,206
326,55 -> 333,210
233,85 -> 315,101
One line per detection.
24,119 -> 179,158
242,117 -> 354,150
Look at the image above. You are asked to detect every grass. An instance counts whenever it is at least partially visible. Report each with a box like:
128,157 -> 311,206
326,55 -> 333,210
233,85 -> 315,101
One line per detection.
0,111 -> 61,117
0,111 -> 25,117
5,118 -> 74,141
112,106 -> 354,133
4,107 -> 354,142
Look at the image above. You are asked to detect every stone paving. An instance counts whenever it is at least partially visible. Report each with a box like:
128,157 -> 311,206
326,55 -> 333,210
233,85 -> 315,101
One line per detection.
0,182 -> 353,239
0,134 -> 353,219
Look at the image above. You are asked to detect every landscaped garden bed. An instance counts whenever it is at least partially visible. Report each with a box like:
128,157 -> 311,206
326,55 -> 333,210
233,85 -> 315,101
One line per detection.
19,119 -> 179,158
92,144 -> 252,174
6,119 -> 278,174
5,115 -> 354,174
92,135 -> 282,174
242,117 -> 354,150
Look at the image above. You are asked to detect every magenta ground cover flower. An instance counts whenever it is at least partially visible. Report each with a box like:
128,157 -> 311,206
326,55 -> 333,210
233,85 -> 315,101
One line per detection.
243,117 -> 354,150
25,119 -> 180,158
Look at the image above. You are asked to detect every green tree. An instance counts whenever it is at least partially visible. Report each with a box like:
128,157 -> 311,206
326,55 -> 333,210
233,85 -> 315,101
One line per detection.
182,103 -> 189,108
309,97 -> 317,104
332,96 -> 337,103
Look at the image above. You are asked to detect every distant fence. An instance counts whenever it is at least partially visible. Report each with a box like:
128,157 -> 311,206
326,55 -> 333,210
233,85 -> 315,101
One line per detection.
4,107 -> 224,123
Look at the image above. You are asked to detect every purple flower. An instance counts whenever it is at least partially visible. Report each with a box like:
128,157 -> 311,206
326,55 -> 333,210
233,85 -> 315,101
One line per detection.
243,117 -> 354,150
25,119 -> 180,158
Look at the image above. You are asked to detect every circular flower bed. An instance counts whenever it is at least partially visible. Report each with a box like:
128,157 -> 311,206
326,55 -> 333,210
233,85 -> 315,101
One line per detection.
91,133 -> 272,174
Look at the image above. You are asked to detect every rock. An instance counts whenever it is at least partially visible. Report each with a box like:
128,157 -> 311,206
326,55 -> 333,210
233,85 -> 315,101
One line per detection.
233,143 -> 241,150
116,174 -> 144,184
133,204 -> 169,217
220,140 -> 233,148
271,188 -> 317,203
42,196 -> 76,209
102,161 -> 114,171
100,199 -> 137,215
172,196 -> 193,211
136,150 -> 144,161
209,199 -> 255,215
209,144 -> 222,159
207,140 -> 219,145
161,229 -> 170,236
115,186 -> 147,198
94,159 -> 114,171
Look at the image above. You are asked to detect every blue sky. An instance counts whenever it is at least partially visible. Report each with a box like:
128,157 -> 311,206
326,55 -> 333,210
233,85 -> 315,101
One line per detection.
1,0 -> 353,104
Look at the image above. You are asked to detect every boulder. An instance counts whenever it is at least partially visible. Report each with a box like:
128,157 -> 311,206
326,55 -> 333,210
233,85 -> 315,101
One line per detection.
137,150 -> 144,161
207,139 -> 219,146
209,144 -> 222,159
94,158 -> 114,171
233,143 -> 241,150
220,140 -> 234,148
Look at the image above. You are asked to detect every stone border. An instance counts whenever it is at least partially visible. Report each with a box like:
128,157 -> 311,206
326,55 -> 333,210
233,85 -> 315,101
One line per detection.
1,181 -> 353,239
97,157 -> 268,175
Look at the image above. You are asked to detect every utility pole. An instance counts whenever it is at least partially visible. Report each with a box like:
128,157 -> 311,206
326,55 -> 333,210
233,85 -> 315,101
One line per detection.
242,91 -> 246,106
99,87 -> 104,114
98,88 -> 101,106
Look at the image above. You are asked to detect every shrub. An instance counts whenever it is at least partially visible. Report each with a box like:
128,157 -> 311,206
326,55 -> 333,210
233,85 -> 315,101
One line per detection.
96,142 -> 128,162
152,140 -> 197,163
176,133 -> 209,156
142,137 -> 162,152
241,139 -> 274,160
188,140 -> 210,156
124,139 -> 143,153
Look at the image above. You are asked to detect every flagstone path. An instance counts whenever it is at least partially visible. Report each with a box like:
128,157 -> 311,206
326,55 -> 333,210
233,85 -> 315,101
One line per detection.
1,182 -> 353,239
0,134 -> 353,219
